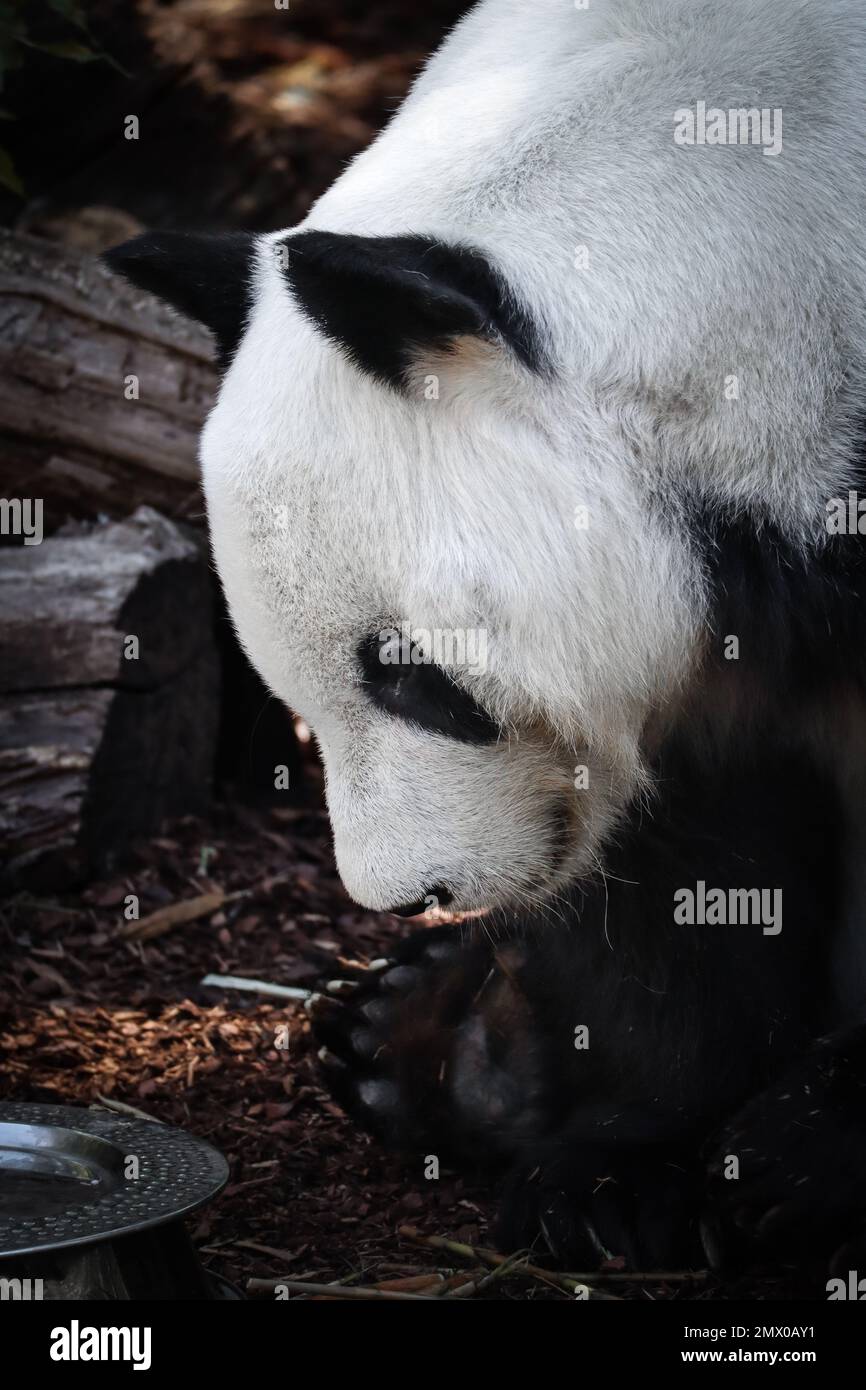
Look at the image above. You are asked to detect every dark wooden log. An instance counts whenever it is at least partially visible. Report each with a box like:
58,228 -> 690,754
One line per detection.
0,229 -> 217,531
0,228 -> 307,823
0,507 -> 219,889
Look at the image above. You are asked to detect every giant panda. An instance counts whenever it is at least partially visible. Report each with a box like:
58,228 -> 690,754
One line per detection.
106,0 -> 866,1275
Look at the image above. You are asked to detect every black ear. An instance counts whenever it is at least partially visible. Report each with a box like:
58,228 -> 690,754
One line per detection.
103,231 -> 256,370
280,230 -> 543,388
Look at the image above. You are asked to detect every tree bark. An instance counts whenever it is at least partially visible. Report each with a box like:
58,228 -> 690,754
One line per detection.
0,229 -> 217,530
0,507 -> 219,889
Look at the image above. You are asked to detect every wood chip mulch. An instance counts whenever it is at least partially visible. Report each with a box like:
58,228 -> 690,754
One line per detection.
0,793 -> 514,1296
0,792 -> 808,1299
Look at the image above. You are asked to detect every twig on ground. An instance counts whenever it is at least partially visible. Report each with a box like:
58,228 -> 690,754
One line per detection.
375,1274 -> 446,1292
246,1277 -> 439,1300
92,1095 -> 165,1124
234,1239 -> 307,1262
444,1258 -> 519,1298
118,890 -> 226,942
399,1226 -> 705,1291
200,973 -> 312,1001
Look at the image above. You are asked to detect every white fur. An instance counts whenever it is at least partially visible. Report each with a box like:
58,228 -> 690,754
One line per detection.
202,0 -> 866,913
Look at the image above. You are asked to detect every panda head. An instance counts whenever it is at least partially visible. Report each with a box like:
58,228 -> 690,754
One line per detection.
106,228 -> 702,916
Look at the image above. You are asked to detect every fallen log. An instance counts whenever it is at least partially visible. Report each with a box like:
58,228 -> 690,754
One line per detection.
0,227 -> 307,812
0,228 -> 217,528
0,507 -> 220,889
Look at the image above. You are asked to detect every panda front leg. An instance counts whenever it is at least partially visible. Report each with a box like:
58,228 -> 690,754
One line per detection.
308,918 -> 707,1268
703,1024 -> 866,1273
498,1119 -> 705,1270
308,750 -> 840,1270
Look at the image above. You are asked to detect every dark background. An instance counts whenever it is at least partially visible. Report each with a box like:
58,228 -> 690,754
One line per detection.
3,0 -> 469,232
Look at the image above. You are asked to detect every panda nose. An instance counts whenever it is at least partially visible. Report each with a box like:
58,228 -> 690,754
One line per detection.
388,885 -> 453,917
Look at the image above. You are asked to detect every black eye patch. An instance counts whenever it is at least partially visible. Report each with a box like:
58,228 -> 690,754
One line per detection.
357,633 -> 501,744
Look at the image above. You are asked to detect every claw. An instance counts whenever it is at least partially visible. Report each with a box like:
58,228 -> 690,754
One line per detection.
317,1045 -> 347,1071
305,992 -> 345,1022
699,1216 -> 724,1271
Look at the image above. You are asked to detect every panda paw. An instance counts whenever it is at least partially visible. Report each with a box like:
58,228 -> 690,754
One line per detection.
308,924 -> 547,1164
498,1141 -> 703,1271
703,1028 -> 866,1272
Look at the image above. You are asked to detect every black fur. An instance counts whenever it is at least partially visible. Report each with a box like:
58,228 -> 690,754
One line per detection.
357,631 -> 501,743
312,741 -> 859,1273
103,231 -> 256,370
692,474 -> 866,703
280,230 -> 545,388
704,1023 -> 866,1266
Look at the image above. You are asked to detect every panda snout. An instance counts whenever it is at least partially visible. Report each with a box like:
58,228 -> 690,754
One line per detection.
388,884 -> 453,918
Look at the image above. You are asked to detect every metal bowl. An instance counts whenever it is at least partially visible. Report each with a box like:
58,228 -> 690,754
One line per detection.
0,1102 -> 231,1299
